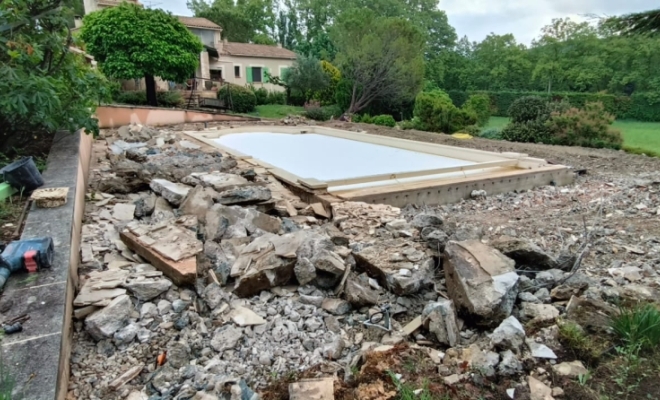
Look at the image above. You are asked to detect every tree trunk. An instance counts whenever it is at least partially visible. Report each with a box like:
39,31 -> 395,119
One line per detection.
348,84 -> 359,114
145,74 -> 158,107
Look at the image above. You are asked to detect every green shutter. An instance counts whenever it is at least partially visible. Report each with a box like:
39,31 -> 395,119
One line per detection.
246,67 -> 253,83
264,67 -> 270,83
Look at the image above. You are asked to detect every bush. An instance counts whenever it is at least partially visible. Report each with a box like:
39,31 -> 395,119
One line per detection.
500,119 -> 551,143
508,96 -> 549,123
372,115 -> 396,127
323,104 -> 343,120
357,114 -> 373,124
315,61 -> 341,106
413,90 -> 477,134
254,87 -> 269,105
462,94 -> 491,126
218,84 -> 257,113
114,90 -> 146,105
460,125 -> 481,136
477,128 -> 502,140
266,91 -> 286,105
156,91 -> 184,107
545,102 -> 623,149
304,106 -> 330,121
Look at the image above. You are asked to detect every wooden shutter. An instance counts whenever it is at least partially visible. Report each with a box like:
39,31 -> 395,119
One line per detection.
246,67 -> 253,83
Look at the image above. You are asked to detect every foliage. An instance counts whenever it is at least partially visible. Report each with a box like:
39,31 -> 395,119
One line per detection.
188,0 -> 276,43
81,3 -> 202,106
113,91 -> 184,107
477,128 -> 502,140
459,125 -> 481,136
323,104 -> 343,119
500,119 -> 551,143
508,96 -> 550,123
0,0 -> 110,153
249,104 -> 304,118
613,9 -> 660,35
283,54 -> 329,102
253,87 -> 269,105
332,10 -> 425,113
558,321 -> 607,366
0,352 -> 16,400
546,102 -> 623,149
303,105 -> 329,121
266,91 -> 286,105
611,304 -> 660,353
413,90 -> 477,134
314,61 -> 341,106
218,84 -> 257,113
462,94 -> 491,126
372,114 -> 396,127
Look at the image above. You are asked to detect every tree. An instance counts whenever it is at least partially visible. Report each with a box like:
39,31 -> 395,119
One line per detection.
332,11 -> 425,113
187,0 -> 276,43
0,0 -> 110,153
81,3 -> 202,106
615,9 -> 660,35
283,54 -> 329,102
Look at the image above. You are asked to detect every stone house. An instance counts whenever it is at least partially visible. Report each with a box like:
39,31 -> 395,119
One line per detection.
178,16 -> 296,92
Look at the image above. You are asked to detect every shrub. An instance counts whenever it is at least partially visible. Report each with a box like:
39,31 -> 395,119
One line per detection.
545,102 -> 623,149
477,128 -> 502,140
114,90 -> 146,105
315,61 -> 341,106
156,91 -> 184,107
254,87 -> 269,105
500,119 -> 551,143
218,84 -> 257,113
266,91 -> 286,105
399,119 -> 417,130
462,94 -> 491,126
304,104 -> 330,121
460,125 -> 481,136
414,90 -> 477,134
372,114 -> 396,127
358,114 -> 373,124
508,96 -> 549,123
323,104 -> 343,120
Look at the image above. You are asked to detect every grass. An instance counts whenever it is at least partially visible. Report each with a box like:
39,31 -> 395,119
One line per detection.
482,116 -> 660,157
387,371 -> 447,400
248,104 -> 305,119
611,304 -> 660,353
0,353 -> 16,400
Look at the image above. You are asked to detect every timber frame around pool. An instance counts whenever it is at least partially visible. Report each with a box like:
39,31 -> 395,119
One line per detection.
184,126 -> 575,208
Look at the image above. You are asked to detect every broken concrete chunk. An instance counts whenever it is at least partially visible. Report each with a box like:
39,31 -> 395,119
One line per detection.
113,203 -> 137,221
179,185 -> 215,222
490,316 -> 526,353
498,350 -> 523,376
152,196 -> 175,222
294,257 -> 316,286
122,277 -> 172,301
491,236 -> 557,270
182,171 -> 248,191
215,185 -> 271,205
552,360 -> 588,378
108,365 -> 144,391
422,299 -> 460,347
519,303 -> 559,324
323,224 -> 349,247
526,339 -> 557,359
85,294 -> 134,341
444,240 -> 519,326
211,325 -> 243,352
229,306 -> 266,326
528,376 -> 554,400
411,213 -> 443,229
149,179 -> 192,206
205,204 -> 281,242
133,192 -> 156,218
312,250 -> 345,289
74,270 -> 130,306
344,278 -> 379,306
322,298 -> 351,315
421,228 -> 449,251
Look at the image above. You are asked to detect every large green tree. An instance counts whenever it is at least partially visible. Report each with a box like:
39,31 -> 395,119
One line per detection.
283,54 -> 329,102
81,3 -> 202,106
332,10 -> 425,113
187,0 -> 276,43
0,0 -> 109,153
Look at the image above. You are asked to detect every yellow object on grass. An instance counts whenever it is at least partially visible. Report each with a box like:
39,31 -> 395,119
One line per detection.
451,133 -> 473,139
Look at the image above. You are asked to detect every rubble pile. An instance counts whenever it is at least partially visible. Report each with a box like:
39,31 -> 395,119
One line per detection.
68,123 -> 660,400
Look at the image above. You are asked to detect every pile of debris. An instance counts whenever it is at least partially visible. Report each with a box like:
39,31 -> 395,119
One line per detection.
67,123 -> 659,400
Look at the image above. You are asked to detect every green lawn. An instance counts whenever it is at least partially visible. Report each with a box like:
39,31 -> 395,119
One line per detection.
249,104 -> 304,119
483,116 -> 660,156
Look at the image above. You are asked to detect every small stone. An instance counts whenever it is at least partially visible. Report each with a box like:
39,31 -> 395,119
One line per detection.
490,316 -> 526,352
168,341 -> 191,368
519,303 -> 559,324
157,299 -> 172,315
321,336 -> 345,360
551,387 -> 564,397
528,376 -> 553,400
443,374 -> 461,386
411,213 -> 443,229
85,295 -> 134,341
322,298 -> 351,315
211,325 -> 242,352
526,339 -> 557,359
498,350 -> 522,376
123,278 -> 172,301
552,360 -> 588,378
150,179 -> 192,206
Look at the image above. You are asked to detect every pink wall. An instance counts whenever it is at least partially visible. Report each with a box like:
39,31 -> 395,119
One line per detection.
96,105 -> 254,129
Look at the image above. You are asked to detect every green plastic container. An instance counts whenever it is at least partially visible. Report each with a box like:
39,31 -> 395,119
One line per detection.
0,182 -> 17,202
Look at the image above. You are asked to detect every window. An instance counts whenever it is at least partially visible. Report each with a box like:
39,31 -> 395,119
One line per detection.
252,67 -> 262,83
234,65 -> 240,78
210,69 -> 222,81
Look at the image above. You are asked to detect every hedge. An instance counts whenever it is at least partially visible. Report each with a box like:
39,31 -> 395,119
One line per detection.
446,90 -> 660,122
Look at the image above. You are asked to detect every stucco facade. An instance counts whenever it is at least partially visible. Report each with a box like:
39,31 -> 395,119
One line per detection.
208,52 -> 294,92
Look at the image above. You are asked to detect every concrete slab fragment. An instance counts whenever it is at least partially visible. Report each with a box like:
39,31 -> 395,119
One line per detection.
289,377 -> 334,400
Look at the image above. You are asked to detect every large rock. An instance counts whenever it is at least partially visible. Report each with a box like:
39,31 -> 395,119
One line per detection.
231,231 -> 307,297
215,185 -> 271,205
85,295 -> 134,340
205,204 -> 281,241
134,193 -> 156,218
211,325 -> 243,352
179,185 -> 215,222
311,250 -> 345,288
294,257 -> 316,286
353,239 -> 430,295
490,316 -> 526,352
411,213 -> 443,229
491,236 -> 557,270
344,278 -> 379,306
150,179 -> 192,206
565,296 -> 616,333
444,240 -> 519,326
422,299 -> 460,346
518,303 -> 559,324
421,228 -> 449,251
182,171 -> 248,191
152,197 -> 175,222
123,277 -> 172,301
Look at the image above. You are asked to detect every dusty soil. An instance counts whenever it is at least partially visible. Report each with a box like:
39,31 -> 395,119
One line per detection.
0,196 -> 29,243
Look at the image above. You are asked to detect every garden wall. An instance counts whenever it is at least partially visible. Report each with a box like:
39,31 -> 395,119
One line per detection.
96,105 -> 256,129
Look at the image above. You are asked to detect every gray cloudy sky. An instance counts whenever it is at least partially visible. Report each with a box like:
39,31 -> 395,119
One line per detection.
156,0 -> 656,44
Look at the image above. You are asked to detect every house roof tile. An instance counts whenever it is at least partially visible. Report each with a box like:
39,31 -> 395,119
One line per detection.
221,42 -> 296,59
177,16 -> 222,31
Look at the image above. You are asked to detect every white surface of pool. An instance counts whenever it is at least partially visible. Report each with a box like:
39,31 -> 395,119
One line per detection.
214,132 -> 474,182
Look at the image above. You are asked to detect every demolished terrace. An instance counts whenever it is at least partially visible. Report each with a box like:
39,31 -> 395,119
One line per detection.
66,121 -> 660,400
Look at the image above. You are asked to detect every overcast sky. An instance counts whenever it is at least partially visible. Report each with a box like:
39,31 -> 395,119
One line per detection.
155,0 -> 656,45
